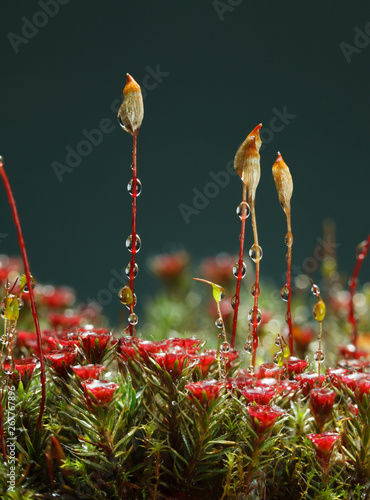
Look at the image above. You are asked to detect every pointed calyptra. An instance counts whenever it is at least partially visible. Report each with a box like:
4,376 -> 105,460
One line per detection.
272,152 -> 293,215
234,124 -> 262,202
117,74 -> 144,135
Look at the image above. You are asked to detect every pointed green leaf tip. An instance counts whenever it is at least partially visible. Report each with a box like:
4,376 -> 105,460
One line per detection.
193,278 -> 225,303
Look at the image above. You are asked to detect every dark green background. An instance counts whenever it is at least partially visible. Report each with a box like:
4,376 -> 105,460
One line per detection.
0,1 -> 369,324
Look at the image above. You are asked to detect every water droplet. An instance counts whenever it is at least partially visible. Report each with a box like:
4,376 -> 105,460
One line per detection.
127,178 -> 142,197
236,201 -> 250,220
233,261 -> 246,279
231,295 -> 236,309
125,262 -> 139,279
280,285 -> 289,302
248,307 -> 262,326
17,298 -> 24,310
0,301 -> 6,318
250,284 -> 256,296
313,298 -> 326,322
128,313 -> 138,326
249,244 -> 263,263
311,284 -> 320,296
4,282 -> 10,290
215,318 -> 223,329
19,413 -> 23,418
21,274 -> 36,292
275,337 -> 282,347
126,234 -> 141,253
284,232 -> 293,247
221,342 -> 230,354
247,366 -> 255,376
118,286 -> 133,306
244,339 -> 252,354
356,240 -> 368,259
314,350 -> 325,362
171,401 -> 177,407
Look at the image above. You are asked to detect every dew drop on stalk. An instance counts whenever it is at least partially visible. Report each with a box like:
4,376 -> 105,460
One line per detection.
118,286 -> 133,306
236,201 -> 250,220
221,341 -> 230,354
249,244 -> 263,263
233,261 -> 246,279
21,274 -> 36,292
250,284 -> 256,296
280,285 -> 289,302
248,307 -> 262,325
314,350 -> 325,362
284,231 -> 293,247
127,178 -> 142,196
275,337 -> 282,347
17,298 -> 24,310
311,284 -> 320,296
0,301 -> 6,318
128,313 -> 138,326
244,339 -> 252,354
356,240 -> 367,259
126,234 -> 141,253
231,295 -> 236,309
215,318 -> 223,329
125,262 -> 139,279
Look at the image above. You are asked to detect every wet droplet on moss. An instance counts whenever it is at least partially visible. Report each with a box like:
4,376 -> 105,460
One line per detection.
125,262 -> 139,279
248,307 -> 262,325
128,313 -> 138,325
215,318 -> 223,329
284,231 -> 293,247
280,285 -> 289,302
311,284 -> 320,296
221,342 -> 230,354
249,244 -> 263,263
314,350 -> 325,362
244,339 -> 252,353
127,178 -> 142,196
126,234 -> 141,253
118,286 -> 133,306
233,261 -> 246,279
236,201 -> 250,220
20,274 -> 36,292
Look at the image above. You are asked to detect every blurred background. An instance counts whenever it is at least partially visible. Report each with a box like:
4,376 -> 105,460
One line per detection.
0,0 -> 369,326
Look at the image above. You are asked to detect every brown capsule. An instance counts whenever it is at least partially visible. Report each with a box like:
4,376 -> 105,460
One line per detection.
272,152 -> 293,215
117,74 -> 144,135
234,124 -> 262,202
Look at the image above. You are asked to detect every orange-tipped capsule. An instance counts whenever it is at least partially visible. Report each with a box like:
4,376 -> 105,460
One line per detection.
117,74 -> 144,135
234,124 -> 262,202
272,152 -> 293,215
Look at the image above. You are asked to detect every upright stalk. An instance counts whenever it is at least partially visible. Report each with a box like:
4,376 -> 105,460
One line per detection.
348,234 -> 370,347
232,124 -> 262,356
117,74 -> 144,337
128,132 -> 138,336
231,183 -> 247,348
285,210 -> 293,354
272,153 -> 294,355
249,199 -> 261,367
0,157 -> 46,429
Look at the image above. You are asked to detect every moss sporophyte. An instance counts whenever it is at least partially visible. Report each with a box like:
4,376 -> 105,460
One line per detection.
0,77 -> 369,499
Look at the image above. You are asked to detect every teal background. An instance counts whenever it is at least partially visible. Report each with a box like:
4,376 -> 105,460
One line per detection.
0,0 -> 369,324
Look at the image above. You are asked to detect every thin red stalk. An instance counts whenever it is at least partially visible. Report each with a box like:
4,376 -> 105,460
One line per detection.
0,161 -> 46,430
231,183 -> 247,348
128,132 -> 138,336
286,215 -> 293,354
0,392 -> 6,459
348,233 -> 370,347
250,201 -> 260,368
